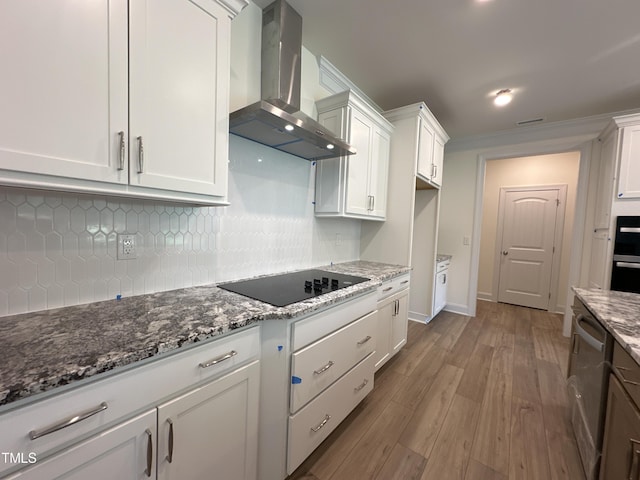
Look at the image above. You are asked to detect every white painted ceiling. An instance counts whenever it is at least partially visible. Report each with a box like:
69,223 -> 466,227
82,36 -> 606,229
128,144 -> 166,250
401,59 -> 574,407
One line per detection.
255,0 -> 640,139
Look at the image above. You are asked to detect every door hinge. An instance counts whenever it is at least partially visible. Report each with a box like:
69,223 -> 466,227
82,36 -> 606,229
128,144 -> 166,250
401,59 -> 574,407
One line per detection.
556,199 -> 560,206
553,246 -> 555,253
549,292 -> 551,299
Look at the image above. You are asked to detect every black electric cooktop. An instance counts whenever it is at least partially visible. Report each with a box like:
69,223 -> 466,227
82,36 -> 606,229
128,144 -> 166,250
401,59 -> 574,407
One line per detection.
217,269 -> 370,307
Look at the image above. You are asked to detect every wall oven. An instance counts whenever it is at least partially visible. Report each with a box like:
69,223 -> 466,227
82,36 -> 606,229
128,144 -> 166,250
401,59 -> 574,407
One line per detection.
611,216 -> 640,294
568,298 -> 613,480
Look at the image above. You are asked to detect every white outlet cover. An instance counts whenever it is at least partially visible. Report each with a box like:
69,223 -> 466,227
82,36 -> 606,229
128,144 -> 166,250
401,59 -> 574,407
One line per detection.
117,234 -> 137,260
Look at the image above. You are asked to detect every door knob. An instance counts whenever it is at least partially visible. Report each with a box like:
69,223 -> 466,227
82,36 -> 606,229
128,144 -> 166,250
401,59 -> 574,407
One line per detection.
502,250 -> 509,256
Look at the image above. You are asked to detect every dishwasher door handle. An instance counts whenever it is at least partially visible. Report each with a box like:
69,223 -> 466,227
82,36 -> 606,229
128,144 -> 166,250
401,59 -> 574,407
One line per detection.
575,314 -> 605,353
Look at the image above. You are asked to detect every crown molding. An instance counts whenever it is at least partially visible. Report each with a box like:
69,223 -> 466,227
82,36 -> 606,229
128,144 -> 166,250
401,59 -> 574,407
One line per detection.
446,108 -> 640,153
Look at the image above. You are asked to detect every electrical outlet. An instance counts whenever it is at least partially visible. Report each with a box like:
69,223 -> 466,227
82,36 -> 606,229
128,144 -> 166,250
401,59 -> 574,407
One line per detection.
117,234 -> 137,260
463,236 -> 470,246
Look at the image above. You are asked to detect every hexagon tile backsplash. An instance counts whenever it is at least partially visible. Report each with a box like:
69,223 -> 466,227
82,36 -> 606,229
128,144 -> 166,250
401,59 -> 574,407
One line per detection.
0,137 -> 364,317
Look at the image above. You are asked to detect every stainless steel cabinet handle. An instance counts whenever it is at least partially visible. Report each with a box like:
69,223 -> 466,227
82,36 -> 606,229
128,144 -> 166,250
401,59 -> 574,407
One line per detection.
313,360 -> 334,375
433,164 -> 437,179
382,286 -> 393,292
575,314 -> 605,352
621,227 -> 640,234
310,414 -> 331,433
166,419 -> 174,463
371,195 -> 375,211
431,163 -> 436,178
354,379 -> 369,392
400,280 -> 409,285
29,402 -> 108,440
117,131 -> 125,171
443,273 -> 447,284
357,335 -> 372,345
617,366 -> 640,387
199,350 -> 237,369
145,428 -> 153,477
137,136 -> 144,174
616,262 -> 640,270
628,438 -> 640,480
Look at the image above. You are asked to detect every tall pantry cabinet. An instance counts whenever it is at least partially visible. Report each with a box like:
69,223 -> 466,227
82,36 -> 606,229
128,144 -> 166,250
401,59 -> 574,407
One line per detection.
360,102 -> 449,323
587,113 -> 640,290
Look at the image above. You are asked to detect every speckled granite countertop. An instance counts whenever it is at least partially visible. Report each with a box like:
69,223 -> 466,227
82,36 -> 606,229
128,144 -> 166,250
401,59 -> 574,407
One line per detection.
0,260 -> 410,408
573,288 -> 640,364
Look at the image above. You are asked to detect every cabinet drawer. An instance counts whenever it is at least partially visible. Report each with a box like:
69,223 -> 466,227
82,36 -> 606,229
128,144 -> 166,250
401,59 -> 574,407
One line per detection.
0,326 -> 260,476
377,273 -> 410,301
290,311 -> 376,413
613,341 -> 640,409
287,353 -> 375,474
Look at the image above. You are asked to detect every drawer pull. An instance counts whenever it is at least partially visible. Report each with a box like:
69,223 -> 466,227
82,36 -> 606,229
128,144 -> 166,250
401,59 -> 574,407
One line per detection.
137,136 -> 144,174
357,335 -> 372,346
166,419 -> 174,463
400,280 -> 409,285
145,428 -> 153,477
199,350 -> 237,369
382,286 -> 393,292
354,379 -> 369,392
313,360 -> 335,375
29,402 -> 108,440
617,366 -> 640,386
628,438 -> 640,480
310,414 -> 331,433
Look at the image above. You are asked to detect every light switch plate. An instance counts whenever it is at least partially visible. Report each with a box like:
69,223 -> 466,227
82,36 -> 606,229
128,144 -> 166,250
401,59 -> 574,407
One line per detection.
117,234 -> 137,260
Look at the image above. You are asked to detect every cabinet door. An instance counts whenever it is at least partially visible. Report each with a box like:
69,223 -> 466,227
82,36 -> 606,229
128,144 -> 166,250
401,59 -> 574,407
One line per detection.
373,300 -> 394,371
0,0 -> 128,185
594,131 -> 617,229
368,127 -> 390,219
618,125 -> 640,198
157,361 -> 259,480
431,135 -> 445,187
416,119 -> 434,181
6,410 -> 156,480
391,293 -> 409,355
344,108 -> 373,217
315,108 -> 348,214
588,230 -> 611,289
600,374 -> 640,480
129,0 -> 230,197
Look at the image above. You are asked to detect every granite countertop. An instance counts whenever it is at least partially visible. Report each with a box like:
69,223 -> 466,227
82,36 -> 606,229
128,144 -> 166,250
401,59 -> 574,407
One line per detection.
573,288 -> 640,364
0,260 -> 410,408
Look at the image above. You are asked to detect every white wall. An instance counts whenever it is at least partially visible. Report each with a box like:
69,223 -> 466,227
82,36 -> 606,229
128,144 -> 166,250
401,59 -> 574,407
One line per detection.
477,152 -> 580,312
0,2 -> 361,317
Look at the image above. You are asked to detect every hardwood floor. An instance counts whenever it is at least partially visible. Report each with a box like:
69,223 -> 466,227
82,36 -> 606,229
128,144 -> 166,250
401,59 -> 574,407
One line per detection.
288,301 -> 585,480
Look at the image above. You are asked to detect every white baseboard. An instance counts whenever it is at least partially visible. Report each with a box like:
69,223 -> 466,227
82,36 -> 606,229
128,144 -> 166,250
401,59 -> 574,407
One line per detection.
408,310 -> 431,324
443,303 -> 472,316
477,291 -> 494,302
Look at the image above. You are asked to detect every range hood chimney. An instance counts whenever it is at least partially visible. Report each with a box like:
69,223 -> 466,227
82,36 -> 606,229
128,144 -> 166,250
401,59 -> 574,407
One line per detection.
229,0 -> 356,161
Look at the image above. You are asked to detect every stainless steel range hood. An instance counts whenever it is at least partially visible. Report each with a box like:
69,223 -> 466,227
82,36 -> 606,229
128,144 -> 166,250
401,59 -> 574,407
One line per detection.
229,0 -> 356,161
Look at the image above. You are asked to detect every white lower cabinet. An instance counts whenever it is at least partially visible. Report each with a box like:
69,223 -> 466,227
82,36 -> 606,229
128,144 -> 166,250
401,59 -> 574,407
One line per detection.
5,410 -> 157,480
433,259 -> 450,317
1,327 -> 260,480
157,361 -> 260,480
374,274 -> 410,371
287,353 -> 375,473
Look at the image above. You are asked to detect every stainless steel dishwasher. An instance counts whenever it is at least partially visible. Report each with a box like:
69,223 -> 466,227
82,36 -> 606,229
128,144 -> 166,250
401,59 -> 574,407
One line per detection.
567,297 -> 613,480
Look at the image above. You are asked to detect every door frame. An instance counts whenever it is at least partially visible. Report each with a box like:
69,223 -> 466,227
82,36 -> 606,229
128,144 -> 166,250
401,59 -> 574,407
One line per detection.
491,184 -> 568,310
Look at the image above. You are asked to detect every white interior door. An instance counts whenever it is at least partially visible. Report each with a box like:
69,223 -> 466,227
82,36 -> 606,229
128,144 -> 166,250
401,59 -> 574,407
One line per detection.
497,188 -> 561,309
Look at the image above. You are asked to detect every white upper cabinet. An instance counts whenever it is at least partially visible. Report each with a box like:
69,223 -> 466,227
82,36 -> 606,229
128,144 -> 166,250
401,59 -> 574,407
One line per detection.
387,103 -> 448,189
0,0 -> 247,205
314,90 -> 393,221
0,0 -> 129,186
617,122 -> 640,199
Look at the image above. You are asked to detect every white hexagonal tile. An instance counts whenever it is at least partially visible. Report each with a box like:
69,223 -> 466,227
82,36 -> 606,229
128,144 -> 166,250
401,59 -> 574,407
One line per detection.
100,209 -> 114,234
0,201 -> 17,230
0,290 -> 8,316
85,207 -> 100,234
63,281 -> 80,305
35,204 -> 54,234
126,210 -> 138,233
44,195 -> 62,208
47,283 -> 64,309
78,231 -> 93,259
45,232 -> 63,259
70,206 -> 86,234
8,287 -> 28,314
28,285 -> 47,312
53,205 -> 71,232
18,259 -> 37,289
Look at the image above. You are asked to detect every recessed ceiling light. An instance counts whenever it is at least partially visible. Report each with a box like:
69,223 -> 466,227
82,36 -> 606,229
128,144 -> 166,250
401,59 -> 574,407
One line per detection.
494,89 -> 513,106
326,144 -> 334,150
284,124 -> 294,131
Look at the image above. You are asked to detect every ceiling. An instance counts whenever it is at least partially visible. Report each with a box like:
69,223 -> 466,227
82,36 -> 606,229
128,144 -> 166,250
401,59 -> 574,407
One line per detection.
255,0 -> 640,140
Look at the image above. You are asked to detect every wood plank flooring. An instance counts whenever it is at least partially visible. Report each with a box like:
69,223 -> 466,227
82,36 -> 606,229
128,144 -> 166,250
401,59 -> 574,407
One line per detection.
288,301 -> 585,480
